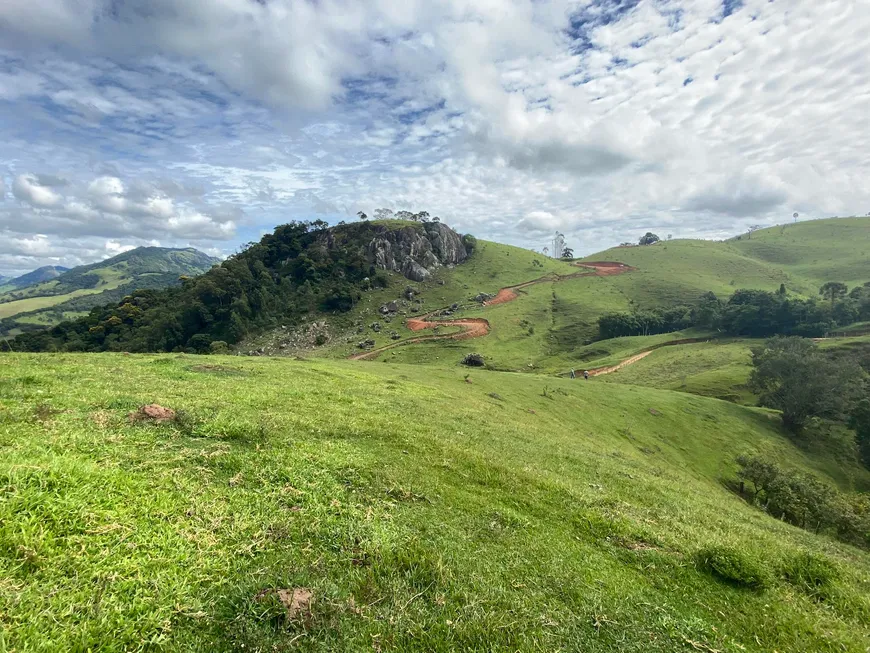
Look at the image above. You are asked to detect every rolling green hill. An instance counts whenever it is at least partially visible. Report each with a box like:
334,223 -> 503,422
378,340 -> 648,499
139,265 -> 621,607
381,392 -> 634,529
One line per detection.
0,247 -> 219,336
331,217 -> 869,373
1,353 -> 868,651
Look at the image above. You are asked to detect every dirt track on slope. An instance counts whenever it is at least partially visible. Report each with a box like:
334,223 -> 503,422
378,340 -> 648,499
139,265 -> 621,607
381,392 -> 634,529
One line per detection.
349,261 -> 634,361
482,262 -> 635,307
582,338 -> 708,377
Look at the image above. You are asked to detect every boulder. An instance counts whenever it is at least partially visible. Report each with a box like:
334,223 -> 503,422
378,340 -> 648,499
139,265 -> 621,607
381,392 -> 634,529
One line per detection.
368,222 -> 467,282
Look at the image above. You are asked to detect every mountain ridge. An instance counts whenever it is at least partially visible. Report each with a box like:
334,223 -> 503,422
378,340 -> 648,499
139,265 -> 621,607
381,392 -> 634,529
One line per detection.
0,246 -> 220,336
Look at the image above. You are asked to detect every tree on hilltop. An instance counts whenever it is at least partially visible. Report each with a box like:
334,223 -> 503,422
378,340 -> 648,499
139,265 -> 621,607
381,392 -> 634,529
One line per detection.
357,211 -> 368,221
638,232 -> 660,246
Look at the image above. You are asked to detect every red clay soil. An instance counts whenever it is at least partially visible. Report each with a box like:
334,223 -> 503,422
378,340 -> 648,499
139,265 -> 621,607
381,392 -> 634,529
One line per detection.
406,317 -> 490,338
349,261 -> 634,361
575,261 -> 636,276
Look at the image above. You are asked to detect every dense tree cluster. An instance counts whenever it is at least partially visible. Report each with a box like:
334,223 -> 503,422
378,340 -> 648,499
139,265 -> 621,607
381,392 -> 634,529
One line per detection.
748,336 -> 864,432
598,306 -> 694,339
8,221 -> 390,353
736,454 -> 870,548
598,282 -> 870,340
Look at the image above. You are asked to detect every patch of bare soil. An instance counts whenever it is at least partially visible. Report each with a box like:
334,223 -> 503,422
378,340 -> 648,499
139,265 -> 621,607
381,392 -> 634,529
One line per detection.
129,404 -> 176,423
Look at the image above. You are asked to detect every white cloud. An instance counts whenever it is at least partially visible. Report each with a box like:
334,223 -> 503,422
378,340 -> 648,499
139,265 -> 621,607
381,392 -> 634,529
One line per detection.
1,0 -> 870,274
12,173 -> 63,207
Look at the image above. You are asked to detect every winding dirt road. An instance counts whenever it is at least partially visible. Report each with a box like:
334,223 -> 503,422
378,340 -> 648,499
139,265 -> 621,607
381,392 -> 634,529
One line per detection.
349,261 -> 634,362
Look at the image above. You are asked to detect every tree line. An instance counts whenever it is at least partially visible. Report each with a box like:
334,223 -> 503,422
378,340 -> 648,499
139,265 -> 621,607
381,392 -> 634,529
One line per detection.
598,282 -> 870,340
736,453 -> 869,549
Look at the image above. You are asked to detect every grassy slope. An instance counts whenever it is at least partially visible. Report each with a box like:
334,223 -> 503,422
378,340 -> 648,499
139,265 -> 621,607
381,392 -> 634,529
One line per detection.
596,340 -> 756,404
731,217 -> 870,288
0,268 -> 128,319
346,217 -> 870,374
248,239 -> 576,358
1,353 -> 869,652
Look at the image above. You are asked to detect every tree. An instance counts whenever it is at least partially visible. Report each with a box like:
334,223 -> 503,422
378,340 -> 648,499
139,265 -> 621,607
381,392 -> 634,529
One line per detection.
819,282 -> 848,308
748,336 -> 864,433
747,224 -> 762,239
373,208 -> 394,220
357,211 -> 368,221
638,232 -> 660,246
777,283 -> 787,296
415,211 -> 430,222
736,453 -> 782,499
561,247 -> 574,259
395,210 -> 416,221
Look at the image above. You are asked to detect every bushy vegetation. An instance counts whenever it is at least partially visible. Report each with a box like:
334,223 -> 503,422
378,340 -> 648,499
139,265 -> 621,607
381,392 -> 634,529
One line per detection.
6,222 -> 397,353
780,551 -> 840,599
599,282 -> 870,341
736,454 -> 870,548
695,544 -> 771,589
748,337 -> 865,432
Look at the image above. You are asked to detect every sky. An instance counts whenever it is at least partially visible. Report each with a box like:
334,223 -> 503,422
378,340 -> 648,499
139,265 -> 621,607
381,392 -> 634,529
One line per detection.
1,0 -> 870,276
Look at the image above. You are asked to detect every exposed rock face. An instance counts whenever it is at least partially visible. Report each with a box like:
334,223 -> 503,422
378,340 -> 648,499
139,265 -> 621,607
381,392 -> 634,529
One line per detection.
368,223 -> 468,282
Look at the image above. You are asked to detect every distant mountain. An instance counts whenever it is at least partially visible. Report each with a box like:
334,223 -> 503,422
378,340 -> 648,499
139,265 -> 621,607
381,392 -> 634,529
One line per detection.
0,247 -> 220,335
1,265 -> 70,290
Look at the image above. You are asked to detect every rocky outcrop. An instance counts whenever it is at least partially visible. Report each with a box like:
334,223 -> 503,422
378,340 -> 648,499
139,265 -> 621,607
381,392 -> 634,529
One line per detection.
368,223 -> 468,282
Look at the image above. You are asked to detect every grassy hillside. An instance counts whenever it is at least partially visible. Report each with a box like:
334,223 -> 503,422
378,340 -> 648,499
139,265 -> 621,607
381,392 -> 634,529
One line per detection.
731,217 -> 870,287
0,248 -> 218,335
334,217 -> 870,373
2,353 -> 869,651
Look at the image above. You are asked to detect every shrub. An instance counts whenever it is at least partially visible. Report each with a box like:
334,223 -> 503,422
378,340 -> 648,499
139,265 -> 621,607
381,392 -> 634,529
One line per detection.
461,353 -> 485,367
781,552 -> 839,599
209,340 -> 230,354
696,544 -> 771,589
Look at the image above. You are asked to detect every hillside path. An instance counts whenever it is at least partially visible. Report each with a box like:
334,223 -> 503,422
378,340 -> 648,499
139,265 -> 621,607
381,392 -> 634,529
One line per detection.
349,261 -> 634,362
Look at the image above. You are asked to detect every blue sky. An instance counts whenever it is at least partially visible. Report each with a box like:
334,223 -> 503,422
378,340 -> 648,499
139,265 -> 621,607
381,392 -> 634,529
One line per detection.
1,0 -> 869,275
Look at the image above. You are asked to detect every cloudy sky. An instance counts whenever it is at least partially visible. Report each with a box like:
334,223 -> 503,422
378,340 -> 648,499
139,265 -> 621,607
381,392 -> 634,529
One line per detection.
1,0 -> 869,275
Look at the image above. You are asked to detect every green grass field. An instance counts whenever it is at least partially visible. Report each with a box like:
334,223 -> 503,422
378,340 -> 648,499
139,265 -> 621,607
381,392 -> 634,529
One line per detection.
0,287 -> 112,319
2,353 -> 869,652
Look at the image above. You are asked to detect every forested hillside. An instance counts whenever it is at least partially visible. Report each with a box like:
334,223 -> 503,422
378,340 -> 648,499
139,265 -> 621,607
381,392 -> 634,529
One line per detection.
7,220 -> 469,353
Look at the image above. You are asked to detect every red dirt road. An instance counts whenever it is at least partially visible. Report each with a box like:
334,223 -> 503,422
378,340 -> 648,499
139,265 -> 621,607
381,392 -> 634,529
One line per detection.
349,260 -> 634,361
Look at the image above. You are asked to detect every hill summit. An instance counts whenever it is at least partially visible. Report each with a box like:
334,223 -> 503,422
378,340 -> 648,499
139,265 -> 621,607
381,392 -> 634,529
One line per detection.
0,265 -> 70,290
